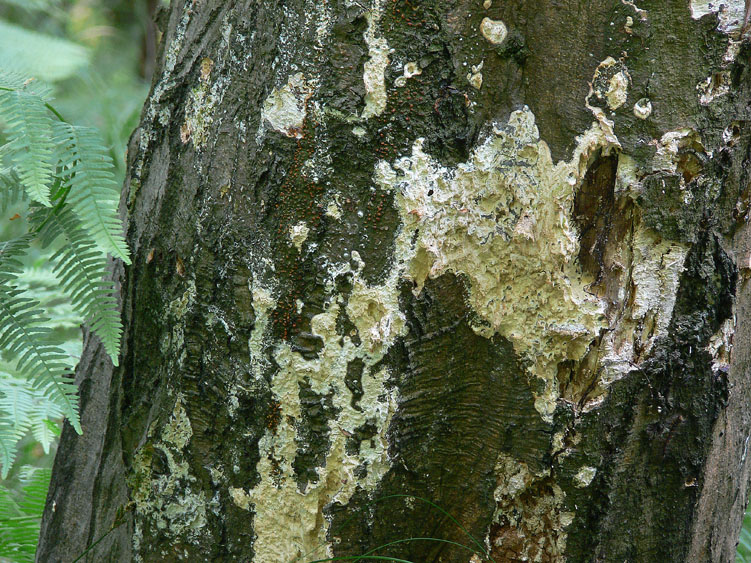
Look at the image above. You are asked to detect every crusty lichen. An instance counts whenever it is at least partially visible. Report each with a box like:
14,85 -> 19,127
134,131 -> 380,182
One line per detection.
237,258 -> 400,561
488,453 -> 574,560
261,72 -> 313,138
236,44 -> 709,561
249,282 -> 275,381
361,0 -> 389,119
697,71 -> 731,105
289,221 -> 310,251
130,396 -> 213,560
480,17 -> 508,45
378,108 -> 613,420
690,0 -> 746,33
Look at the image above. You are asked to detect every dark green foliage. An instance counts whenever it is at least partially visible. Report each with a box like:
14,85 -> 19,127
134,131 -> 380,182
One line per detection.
0,73 -> 128,477
51,121 -> 130,262
0,89 -> 54,205
34,205 -> 121,362
0,466 -> 50,563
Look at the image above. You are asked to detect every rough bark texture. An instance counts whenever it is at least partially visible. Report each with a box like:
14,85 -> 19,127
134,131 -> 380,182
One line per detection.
37,1 -> 751,562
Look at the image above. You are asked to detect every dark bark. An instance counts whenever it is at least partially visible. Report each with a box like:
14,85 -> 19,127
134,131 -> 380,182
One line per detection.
37,1 -> 751,562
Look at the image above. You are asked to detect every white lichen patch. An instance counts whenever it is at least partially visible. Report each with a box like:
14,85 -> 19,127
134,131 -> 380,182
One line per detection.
697,71 -> 731,105
240,53 -> 709,560
289,222 -> 310,251
488,453 -> 574,560
606,70 -> 630,109
261,72 -> 313,138
633,97 -> 652,119
480,17 -> 508,45
708,311 -> 735,371
346,271 -> 406,353
249,282 -> 276,381
403,61 -> 421,78
690,0 -> 746,33
377,108 -> 615,420
183,75 -> 220,149
586,229 -> 688,394
326,196 -> 342,219
574,466 -> 597,488
629,230 -> 688,347
241,254 -> 403,561
130,397 -> 212,558
361,0 -> 390,119
395,61 -> 422,88
467,60 -> 484,90
650,128 -> 705,173
591,57 -> 630,111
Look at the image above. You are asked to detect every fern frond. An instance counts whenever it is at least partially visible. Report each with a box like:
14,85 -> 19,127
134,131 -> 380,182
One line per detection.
53,122 -> 131,263
0,69 -> 52,99
0,236 -> 32,283
0,169 -> 27,214
0,373 -> 34,475
31,205 -> 122,363
16,466 -> 50,515
0,19 -> 89,82
0,286 -> 79,436
0,465 -> 50,563
0,89 -> 55,205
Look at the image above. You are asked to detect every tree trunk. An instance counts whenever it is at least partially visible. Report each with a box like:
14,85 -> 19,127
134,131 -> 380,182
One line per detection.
37,1 -> 751,561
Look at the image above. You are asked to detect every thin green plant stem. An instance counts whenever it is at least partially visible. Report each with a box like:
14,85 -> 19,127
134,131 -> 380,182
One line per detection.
375,494 -> 489,559
357,536 -> 486,560
71,504 -> 132,563
294,493 -> 489,563
0,85 -> 67,122
304,556 -> 415,563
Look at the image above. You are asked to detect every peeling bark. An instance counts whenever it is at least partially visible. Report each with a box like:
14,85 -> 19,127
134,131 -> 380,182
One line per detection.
37,1 -> 751,562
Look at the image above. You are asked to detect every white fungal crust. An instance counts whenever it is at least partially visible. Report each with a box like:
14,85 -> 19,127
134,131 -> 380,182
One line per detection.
130,397 -> 213,560
261,72 -> 313,138
690,0 -> 746,33
633,97 -> 652,119
237,47 -> 707,559
380,108 -> 613,420
574,466 -> 598,488
697,71 -> 731,105
361,0 -> 390,119
289,222 -> 310,251
240,253 -> 403,561
590,57 -> 631,111
488,454 -> 574,559
480,17 -> 508,45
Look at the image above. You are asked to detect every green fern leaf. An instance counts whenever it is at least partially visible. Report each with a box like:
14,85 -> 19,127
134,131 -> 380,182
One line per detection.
53,122 -> 131,263
0,373 -> 34,475
0,88 -> 55,206
0,236 -> 32,283
0,69 -> 52,99
32,205 -> 122,363
0,19 -> 88,82
0,169 -> 26,214
0,286 -> 79,437
0,465 -> 50,563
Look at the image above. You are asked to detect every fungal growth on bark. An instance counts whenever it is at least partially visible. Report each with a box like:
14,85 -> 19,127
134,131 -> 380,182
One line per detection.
37,1 -> 751,562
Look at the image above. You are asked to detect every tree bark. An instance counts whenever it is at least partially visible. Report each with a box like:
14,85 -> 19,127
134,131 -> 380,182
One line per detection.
37,1 -> 751,561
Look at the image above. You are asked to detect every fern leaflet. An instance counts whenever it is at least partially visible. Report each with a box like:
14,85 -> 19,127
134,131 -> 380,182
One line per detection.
0,466 -> 51,563
32,204 -> 122,363
0,286 -> 78,431
0,89 -> 55,206
53,121 -> 131,263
